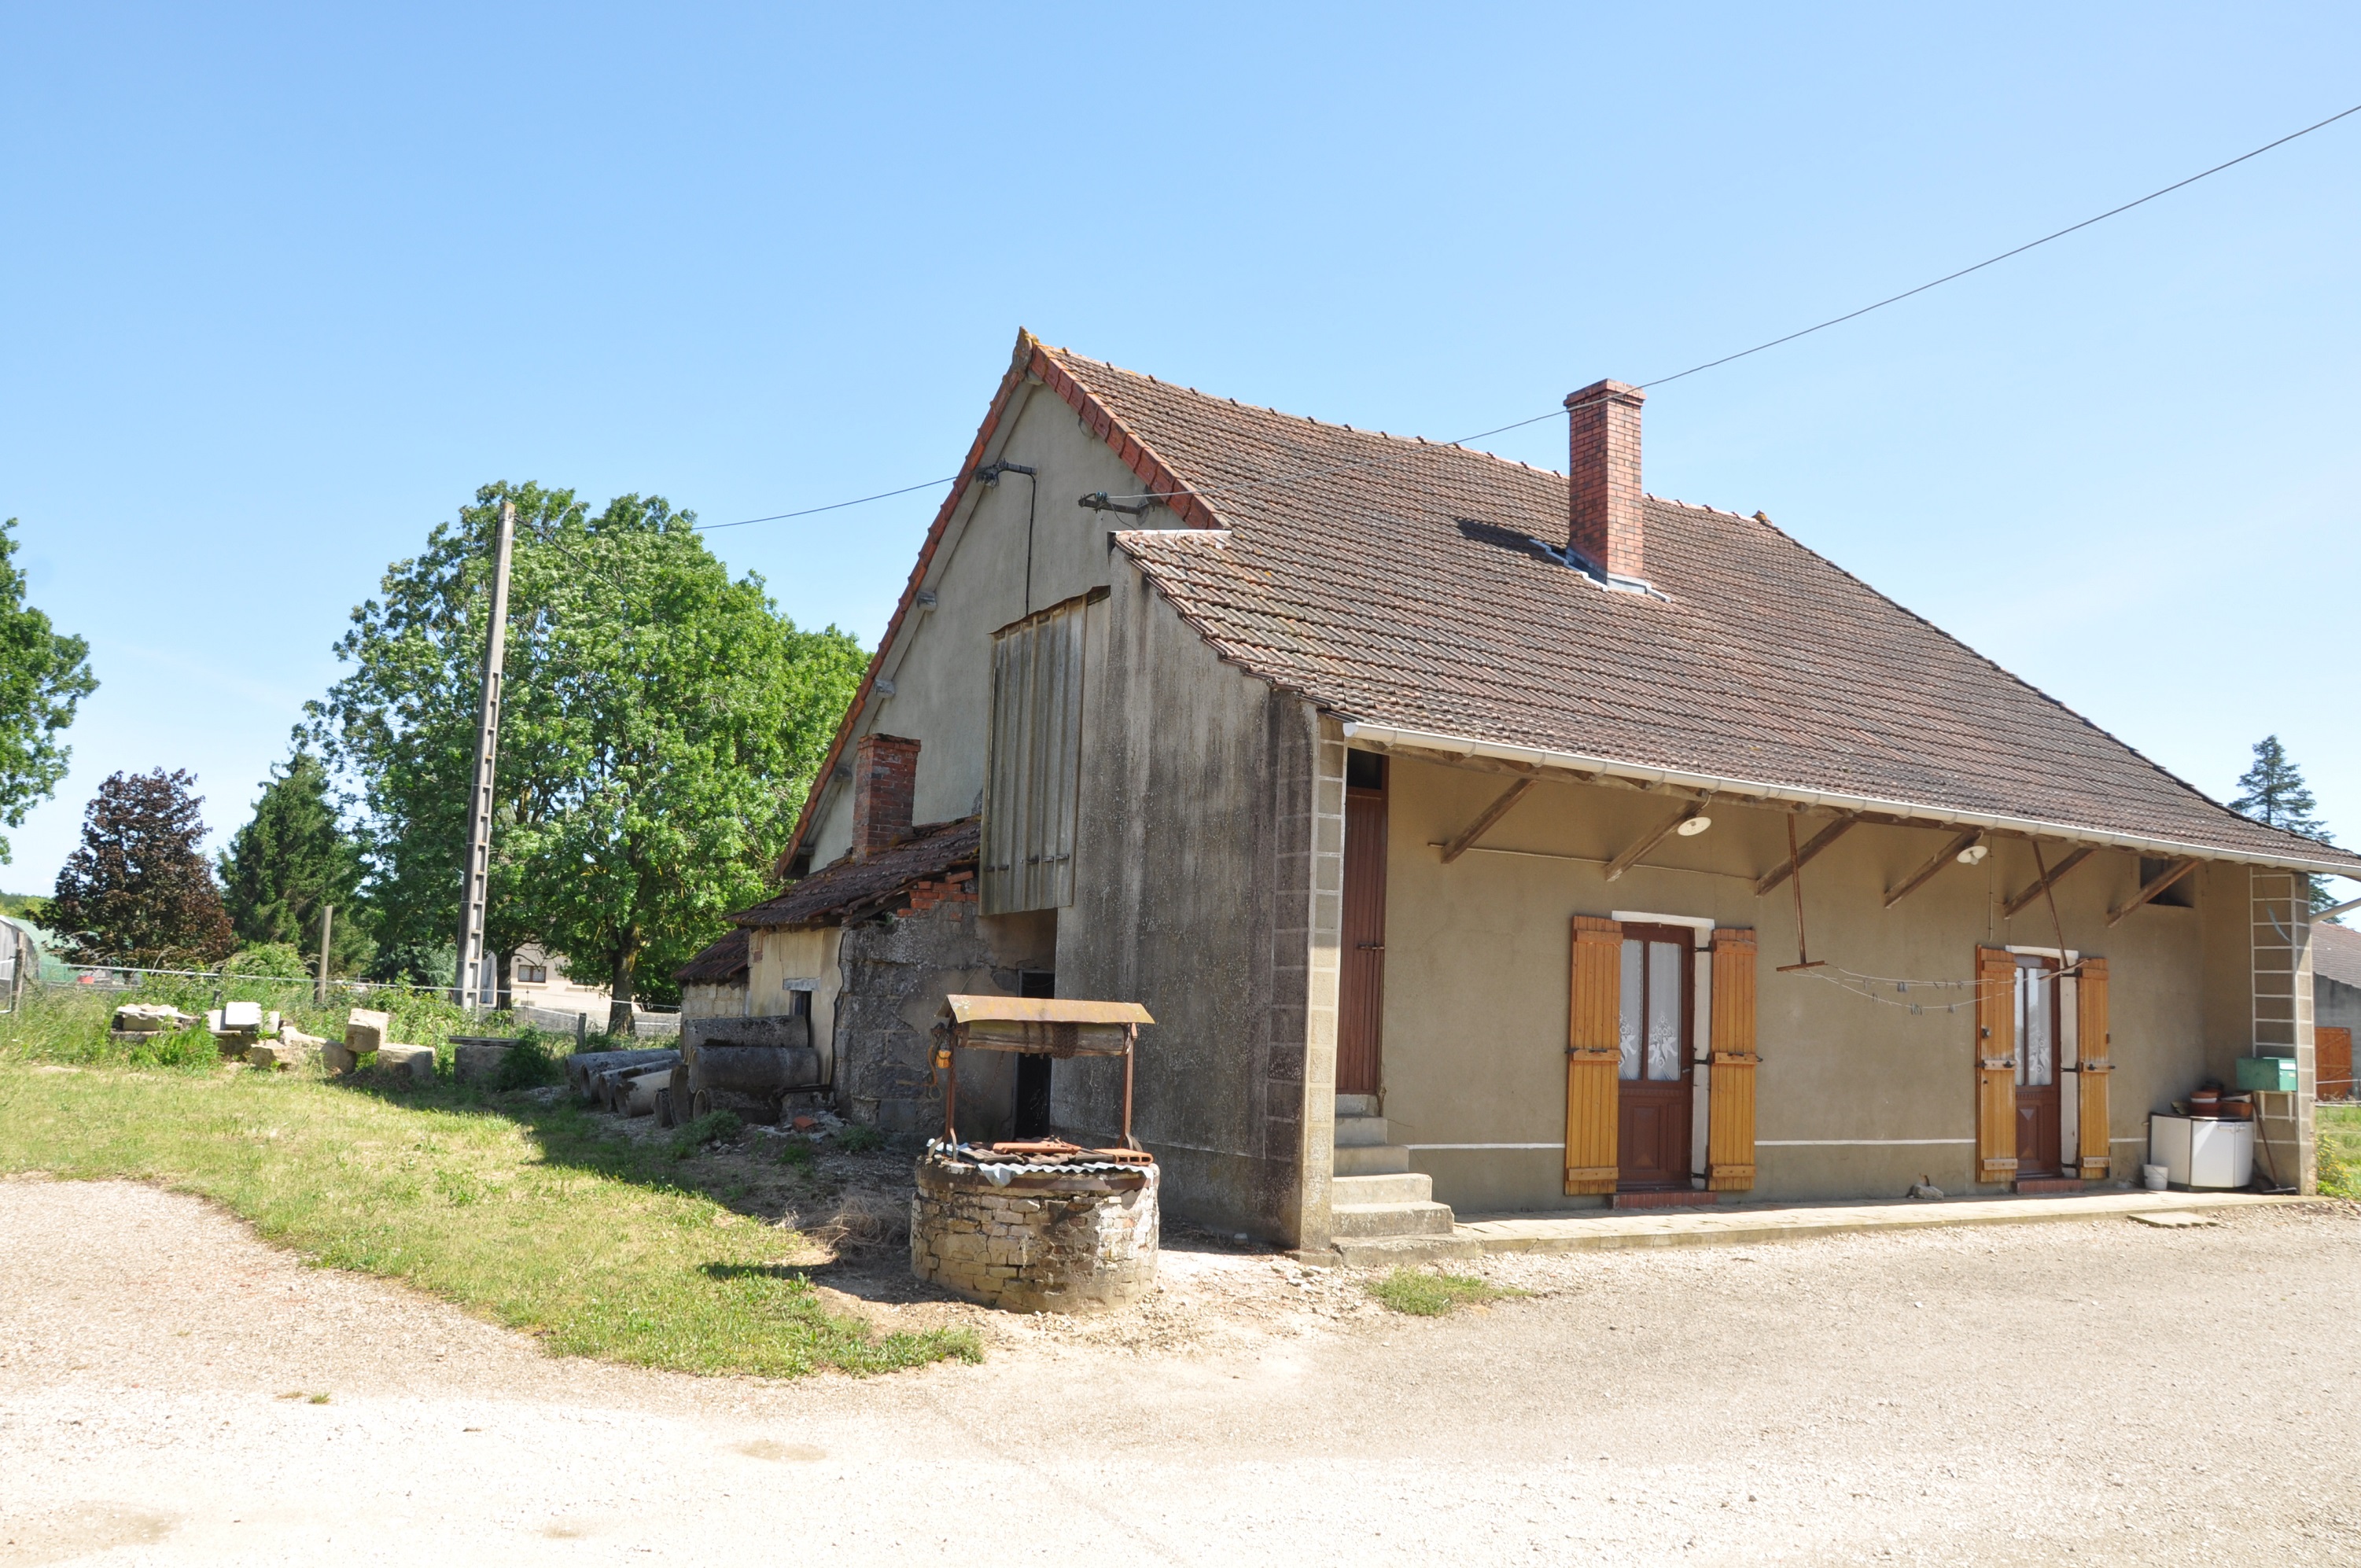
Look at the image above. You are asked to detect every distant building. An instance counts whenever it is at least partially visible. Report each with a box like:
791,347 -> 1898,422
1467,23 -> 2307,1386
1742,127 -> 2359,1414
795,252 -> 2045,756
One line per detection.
2315,921 -> 2360,1101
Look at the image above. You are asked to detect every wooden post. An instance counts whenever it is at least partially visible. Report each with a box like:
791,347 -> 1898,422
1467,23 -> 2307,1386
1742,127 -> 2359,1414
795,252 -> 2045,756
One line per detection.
454,499 -> 517,1014
1122,1025 -> 1137,1150
315,903 -> 334,1007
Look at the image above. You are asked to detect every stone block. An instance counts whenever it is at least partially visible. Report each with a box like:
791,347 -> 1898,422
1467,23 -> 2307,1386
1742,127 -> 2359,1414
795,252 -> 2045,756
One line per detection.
111,1003 -> 190,1033
375,1042 -> 436,1083
322,1043 -> 358,1073
345,1008 -> 391,1055
244,1038 -> 313,1070
452,1040 -> 514,1084
220,1000 -> 263,1031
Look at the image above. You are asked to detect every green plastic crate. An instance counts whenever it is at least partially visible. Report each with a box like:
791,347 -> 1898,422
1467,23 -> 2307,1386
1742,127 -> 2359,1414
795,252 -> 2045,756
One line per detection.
2236,1055 -> 2297,1092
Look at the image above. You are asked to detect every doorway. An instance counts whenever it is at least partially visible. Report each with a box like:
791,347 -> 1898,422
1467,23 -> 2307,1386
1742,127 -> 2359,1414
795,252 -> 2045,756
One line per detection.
1617,923 -> 1694,1189
1013,969 -> 1055,1139
1338,751 -> 1387,1098
2013,954 -> 2061,1177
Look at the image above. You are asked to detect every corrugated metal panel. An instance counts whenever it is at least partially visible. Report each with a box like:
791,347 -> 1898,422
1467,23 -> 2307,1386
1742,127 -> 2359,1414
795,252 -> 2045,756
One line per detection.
982,594 -> 1092,915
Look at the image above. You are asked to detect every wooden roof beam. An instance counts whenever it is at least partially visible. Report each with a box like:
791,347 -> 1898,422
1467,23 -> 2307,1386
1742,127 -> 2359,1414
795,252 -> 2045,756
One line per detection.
1606,799 -> 1712,882
1440,776 -> 1538,864
2106,856 -> 2197,927
2002,845 -> 2097,919
1883,829 -> 1984,909
1755,812 -> 1858,897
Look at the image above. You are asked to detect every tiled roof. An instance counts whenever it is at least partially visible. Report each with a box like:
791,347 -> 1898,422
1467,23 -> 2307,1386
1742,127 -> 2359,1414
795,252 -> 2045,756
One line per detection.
2315,920 -> 2361,991
1033,346 -> 2359,873
736,817 -> 978,929
672,928 -> 748,986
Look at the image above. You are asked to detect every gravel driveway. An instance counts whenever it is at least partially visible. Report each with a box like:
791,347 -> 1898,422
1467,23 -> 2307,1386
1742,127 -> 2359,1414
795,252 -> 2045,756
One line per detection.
4,1178 -> 2357,1566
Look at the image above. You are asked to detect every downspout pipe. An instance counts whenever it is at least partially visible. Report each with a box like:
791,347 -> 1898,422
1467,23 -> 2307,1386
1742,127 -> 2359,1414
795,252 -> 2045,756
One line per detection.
1338,720 -> 2361,882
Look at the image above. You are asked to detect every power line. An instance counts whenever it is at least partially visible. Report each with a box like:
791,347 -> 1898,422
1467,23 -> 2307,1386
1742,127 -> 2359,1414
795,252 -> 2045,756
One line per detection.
695,477 -> 959,533
1107,98 -> 2361,506
688,101 -> 2361,525
1637,99 -> 2361,390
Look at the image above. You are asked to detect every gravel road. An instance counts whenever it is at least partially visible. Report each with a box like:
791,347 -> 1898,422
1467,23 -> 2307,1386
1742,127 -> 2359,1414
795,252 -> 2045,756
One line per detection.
4,1177 -> 2358,1566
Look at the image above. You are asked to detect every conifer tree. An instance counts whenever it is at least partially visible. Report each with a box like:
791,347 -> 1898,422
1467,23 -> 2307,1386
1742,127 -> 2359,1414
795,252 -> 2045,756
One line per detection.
2230,735 -> 2337,915
218,751 -> 370,975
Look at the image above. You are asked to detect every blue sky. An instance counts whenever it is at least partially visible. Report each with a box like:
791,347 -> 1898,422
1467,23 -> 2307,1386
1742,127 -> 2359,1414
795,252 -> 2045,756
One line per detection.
2,3 -> 2357,888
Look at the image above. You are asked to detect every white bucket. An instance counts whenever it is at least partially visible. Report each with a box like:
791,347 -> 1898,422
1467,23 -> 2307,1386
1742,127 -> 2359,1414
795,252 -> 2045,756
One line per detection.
2142,1163 -> 2168,1192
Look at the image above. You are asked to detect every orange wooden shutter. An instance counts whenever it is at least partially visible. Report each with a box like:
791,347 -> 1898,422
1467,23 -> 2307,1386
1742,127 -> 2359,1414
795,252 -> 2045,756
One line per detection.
1564,915 -> 1622,1194
1707,927 -> 1758,1191
2076,956 -> 2112,1180
2319,1027 -> 2354,1102
1974,945 -> 2017,1183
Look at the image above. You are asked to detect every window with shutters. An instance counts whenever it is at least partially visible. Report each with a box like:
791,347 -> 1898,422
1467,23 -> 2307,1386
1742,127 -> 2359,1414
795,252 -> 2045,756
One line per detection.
982,592 -> 1098,915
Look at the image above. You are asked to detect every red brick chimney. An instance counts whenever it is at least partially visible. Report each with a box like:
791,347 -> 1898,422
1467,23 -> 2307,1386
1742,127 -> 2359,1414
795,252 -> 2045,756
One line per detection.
850,734 -> 919,859
1565,379 -> 1645,580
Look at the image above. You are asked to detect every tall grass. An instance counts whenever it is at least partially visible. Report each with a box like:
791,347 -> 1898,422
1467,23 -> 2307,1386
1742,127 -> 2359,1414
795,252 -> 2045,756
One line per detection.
0,989 -> 978,1377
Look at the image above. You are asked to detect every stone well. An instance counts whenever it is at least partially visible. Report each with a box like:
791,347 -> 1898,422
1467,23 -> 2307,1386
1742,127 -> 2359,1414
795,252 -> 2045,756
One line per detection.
909,1151 -> 1158,1312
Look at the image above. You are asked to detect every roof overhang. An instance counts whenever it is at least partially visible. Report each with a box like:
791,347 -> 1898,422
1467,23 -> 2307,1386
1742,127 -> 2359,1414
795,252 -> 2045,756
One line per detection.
1340,720 -> 2361,881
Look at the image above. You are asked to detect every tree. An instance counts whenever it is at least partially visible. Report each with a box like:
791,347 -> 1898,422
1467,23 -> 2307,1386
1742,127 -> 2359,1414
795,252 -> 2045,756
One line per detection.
50,768 -> 235,965
218,750 -> 371,977
0,520 -> 98,863
313,482 -> 866,1026
2230,734 -> 2338,915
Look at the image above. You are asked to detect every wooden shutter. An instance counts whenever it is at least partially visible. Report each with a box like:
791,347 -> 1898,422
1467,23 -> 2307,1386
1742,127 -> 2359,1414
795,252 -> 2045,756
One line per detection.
1564,915 -> 1621,1194
2076,956 -> 2111,1180
982,594 -> 1093,914
1707,927 -> 1758,1191
2319,1027 -> 2355,1102
1974,945 -> 2018,1183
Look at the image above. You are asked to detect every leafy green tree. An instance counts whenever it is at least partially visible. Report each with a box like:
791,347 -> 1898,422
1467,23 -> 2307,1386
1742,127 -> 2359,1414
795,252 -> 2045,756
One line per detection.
218,751 -> 371,976
2230,734 -> 2337,914
50,768 -> 235,965
313,482 -> 865,1028
0,520 -> 98,862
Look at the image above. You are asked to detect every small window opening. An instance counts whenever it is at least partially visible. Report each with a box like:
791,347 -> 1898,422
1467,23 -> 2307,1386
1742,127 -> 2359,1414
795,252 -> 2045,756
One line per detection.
2138,857 -> 2196,908
1346,749 -> 1387,792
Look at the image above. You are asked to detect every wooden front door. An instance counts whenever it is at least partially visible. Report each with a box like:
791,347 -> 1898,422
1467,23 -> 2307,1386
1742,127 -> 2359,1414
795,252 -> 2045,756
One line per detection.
2013,955 -> 2062,1178
1617,923 -> 1693,1189
1338,752 -> 1387,1097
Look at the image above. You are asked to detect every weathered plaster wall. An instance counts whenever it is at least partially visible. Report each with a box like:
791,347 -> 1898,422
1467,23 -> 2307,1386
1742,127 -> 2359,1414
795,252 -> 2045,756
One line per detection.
804,378 -> 1152,861
747,927 -> 843,1084
832,906 -> 1016,1136
1376,752 -> 2224,1208
1055,565 -> 1330,1248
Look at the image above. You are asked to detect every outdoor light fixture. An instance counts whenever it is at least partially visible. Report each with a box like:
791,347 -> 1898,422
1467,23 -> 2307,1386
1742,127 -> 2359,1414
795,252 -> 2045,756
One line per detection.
1677,815 -> 1713,837
1956,842 -> 1989,865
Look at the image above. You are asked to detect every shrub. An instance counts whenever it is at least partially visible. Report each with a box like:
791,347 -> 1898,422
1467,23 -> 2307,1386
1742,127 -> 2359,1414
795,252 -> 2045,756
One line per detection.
778,1139 -> 816,1171
834,1123 -> 885,1154
226,944 -> 308,981
489,1032 -> 564,1091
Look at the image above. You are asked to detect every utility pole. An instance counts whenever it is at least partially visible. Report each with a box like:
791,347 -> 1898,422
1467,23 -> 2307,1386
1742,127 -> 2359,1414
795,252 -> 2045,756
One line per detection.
315,903 -> 334,1007
455,499 -> 516,1015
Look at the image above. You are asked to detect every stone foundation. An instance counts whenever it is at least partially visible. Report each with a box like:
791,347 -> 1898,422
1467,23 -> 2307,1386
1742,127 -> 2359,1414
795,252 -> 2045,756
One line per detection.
910,1154 -> 1158,1312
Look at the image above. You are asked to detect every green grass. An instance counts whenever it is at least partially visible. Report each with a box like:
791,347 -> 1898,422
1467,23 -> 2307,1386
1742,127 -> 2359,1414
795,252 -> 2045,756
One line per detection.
1364,1266 -> 1527,1316
2319,1104 -> 2361,1198
0,989 -> 978,1378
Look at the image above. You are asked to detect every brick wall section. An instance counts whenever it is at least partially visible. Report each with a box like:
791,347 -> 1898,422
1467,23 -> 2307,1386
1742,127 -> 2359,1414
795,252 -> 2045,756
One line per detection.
850,734 -> 919,859
1565,378 -> 1645,578
897,868 -> 978,917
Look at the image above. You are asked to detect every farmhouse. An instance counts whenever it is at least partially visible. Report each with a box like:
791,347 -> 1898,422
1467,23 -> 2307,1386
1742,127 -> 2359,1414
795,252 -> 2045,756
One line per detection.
757,330 -> 2361,1253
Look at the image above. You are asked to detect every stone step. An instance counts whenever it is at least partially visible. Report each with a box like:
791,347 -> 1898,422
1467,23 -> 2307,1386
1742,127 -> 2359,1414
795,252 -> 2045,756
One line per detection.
1332,1200 -> 1457,1239
1331,1234 -> 1485,1268
1334,1115 -> 1392,1148
1335,1093 -> 1380,1118
1332,1171 -> 1433,1205
1335,1143 -> 1412,1176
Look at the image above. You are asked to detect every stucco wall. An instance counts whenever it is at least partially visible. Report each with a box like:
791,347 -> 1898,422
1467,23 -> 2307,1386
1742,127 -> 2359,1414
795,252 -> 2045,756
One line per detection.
1374,751 -> 2230,1209
803,377 -> 1151,861
1053,564 -> 1331,1247
746,927 -> 844,1085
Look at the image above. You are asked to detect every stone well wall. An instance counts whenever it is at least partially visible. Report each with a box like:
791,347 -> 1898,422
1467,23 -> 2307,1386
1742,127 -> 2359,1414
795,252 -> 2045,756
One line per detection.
909,1156 -> 1158,1312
